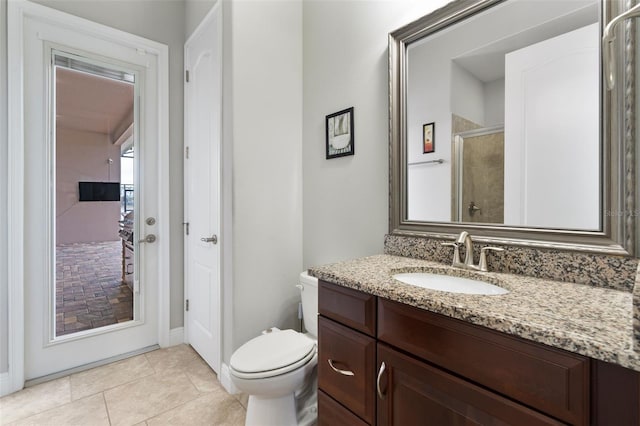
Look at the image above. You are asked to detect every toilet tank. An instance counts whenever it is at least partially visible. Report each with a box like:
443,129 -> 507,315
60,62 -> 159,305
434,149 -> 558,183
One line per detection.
299,271 -> 318,338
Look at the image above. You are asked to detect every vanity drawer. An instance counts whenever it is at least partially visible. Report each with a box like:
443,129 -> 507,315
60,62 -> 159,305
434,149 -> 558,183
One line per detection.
318,316 -> 376,424
318,390 -> 369,426
378,298 -> 589,425
319,280 -> 376,336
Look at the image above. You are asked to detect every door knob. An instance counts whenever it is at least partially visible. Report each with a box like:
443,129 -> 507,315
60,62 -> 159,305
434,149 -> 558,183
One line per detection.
139,234 -> 156,243
201,235 -> 218,244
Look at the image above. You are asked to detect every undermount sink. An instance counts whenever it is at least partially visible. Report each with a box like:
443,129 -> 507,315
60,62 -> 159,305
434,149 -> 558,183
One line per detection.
392,272 -> 509,295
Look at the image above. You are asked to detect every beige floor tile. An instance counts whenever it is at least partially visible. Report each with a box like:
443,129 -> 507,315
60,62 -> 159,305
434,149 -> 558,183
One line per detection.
183,357 -> 221,393
0,377 -> 71,424
146,392 -> 245,426
103,371 -> 201,426
144,345 -> 198,373
234,392 -> 249,409
70,354 -> 155,400
8,393 -> 109,426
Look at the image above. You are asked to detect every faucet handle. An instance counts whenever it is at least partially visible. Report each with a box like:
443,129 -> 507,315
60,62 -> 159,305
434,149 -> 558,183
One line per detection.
479,246 -> 504,272
441,242 -> 461,265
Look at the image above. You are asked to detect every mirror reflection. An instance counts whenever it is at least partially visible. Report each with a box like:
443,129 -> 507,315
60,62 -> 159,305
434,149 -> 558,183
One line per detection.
54,54 -> 136,337
406,0 -> 600,231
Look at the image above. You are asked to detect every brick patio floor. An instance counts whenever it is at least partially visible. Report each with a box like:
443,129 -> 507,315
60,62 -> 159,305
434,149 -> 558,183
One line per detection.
56,241 -> 133,336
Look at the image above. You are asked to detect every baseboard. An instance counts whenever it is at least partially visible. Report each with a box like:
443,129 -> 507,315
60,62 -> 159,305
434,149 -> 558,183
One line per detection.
0,371 -> 11,397
220,362 -> 238,394
169,327 -> 185,346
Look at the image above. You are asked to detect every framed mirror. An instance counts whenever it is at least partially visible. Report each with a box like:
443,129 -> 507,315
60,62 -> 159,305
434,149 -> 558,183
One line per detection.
389,0 -> 638,255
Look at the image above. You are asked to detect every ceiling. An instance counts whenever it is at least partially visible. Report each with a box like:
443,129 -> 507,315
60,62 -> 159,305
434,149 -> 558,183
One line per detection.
56,67 -> 134,141
452,2 -> 598,83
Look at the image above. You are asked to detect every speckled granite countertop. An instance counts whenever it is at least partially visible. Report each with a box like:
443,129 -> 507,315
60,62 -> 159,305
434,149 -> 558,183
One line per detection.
308,254 -> 640,372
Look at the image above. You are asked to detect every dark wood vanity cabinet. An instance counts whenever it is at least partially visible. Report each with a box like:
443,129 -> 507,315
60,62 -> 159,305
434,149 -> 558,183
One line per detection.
376,343 -> 563,425
378,298 -> 589,424
318,316 -> 376,423
317,280 -> 640,426
318,281 -> 377,425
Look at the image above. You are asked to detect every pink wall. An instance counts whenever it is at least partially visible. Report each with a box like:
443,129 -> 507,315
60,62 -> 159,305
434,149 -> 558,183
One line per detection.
56,127 -> 121,244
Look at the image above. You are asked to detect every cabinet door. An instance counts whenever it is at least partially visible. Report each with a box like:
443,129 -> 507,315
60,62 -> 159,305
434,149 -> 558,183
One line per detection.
379,299 -> 588,424
318,316 -> 376,424
318,390 -> 369,426
376,344 -> 564,426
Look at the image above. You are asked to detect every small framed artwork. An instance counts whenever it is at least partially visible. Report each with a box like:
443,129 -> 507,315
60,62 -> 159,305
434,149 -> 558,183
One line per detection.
326,107 -> 354,159
423,122 -> 435,154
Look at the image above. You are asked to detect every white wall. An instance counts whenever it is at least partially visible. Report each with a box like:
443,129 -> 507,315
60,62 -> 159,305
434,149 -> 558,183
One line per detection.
302,0 -> 445,267
185,0 -> 215,38
450,72 -> 504,128
451,61 -> 485,126
484,78 -> 505,126
0,0 -> 8,374
226,0 -> 303,358
56,128 -> 121,244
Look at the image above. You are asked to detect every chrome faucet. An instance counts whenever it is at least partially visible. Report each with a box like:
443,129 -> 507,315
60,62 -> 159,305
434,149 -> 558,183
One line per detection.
442,231 -> 504,272
456,231 -> 475,267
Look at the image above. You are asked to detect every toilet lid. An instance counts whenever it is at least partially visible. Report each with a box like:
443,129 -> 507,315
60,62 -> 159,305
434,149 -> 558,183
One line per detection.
230,329 -> 316,374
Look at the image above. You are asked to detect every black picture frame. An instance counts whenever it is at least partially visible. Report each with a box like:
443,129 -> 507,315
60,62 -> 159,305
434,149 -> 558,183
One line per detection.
423,122 -> 435,154
326,107 -> 354,159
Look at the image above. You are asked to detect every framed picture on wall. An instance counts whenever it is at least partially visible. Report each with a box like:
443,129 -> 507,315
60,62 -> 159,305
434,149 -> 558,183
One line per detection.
423,122 -> 435,153
326,107 -> 354,159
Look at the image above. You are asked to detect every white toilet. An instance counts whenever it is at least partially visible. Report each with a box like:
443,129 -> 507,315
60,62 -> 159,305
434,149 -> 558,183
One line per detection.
230,271 -> 318,426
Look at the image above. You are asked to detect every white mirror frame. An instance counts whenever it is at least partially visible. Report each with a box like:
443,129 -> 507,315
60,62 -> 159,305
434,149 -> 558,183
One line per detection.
389,0 -> 637,256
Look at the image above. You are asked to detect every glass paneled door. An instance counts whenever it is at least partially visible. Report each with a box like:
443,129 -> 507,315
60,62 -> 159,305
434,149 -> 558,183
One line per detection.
19,5 -> 164,380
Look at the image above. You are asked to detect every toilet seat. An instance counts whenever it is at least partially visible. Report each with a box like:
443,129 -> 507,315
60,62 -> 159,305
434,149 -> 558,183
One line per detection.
230,329 -> 316,380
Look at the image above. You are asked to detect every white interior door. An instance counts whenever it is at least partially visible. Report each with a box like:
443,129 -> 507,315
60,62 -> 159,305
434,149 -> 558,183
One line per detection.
16,3 -> 166,380
504,23 -> 599,230
184,5 -> 222,372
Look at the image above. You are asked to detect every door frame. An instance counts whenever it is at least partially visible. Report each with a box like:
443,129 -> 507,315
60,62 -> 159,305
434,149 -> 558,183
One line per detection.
6,0 -> 171,395
183,2 -> 223,375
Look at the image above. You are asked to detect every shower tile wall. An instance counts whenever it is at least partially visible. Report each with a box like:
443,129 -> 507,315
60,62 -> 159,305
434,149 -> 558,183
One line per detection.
461,131 -> 504,224
451,114 -> 504,224
451,114 -> 481,219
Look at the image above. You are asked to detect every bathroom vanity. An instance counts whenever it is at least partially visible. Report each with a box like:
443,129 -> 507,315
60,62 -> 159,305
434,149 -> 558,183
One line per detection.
311,255 -> 640,426
313,0 -> 640,421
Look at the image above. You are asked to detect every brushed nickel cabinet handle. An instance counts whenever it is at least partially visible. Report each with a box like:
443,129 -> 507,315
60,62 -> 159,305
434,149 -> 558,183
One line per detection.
377,361 -> 387,399
327,359 -> 354,376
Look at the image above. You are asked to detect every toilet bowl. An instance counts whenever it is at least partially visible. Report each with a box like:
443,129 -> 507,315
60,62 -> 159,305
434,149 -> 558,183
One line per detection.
230,271 -> 318,426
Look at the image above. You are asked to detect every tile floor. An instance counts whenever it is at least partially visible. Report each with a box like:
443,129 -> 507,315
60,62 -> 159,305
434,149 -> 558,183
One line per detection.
0,345 -> 247,426
56,241 -> 133,336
